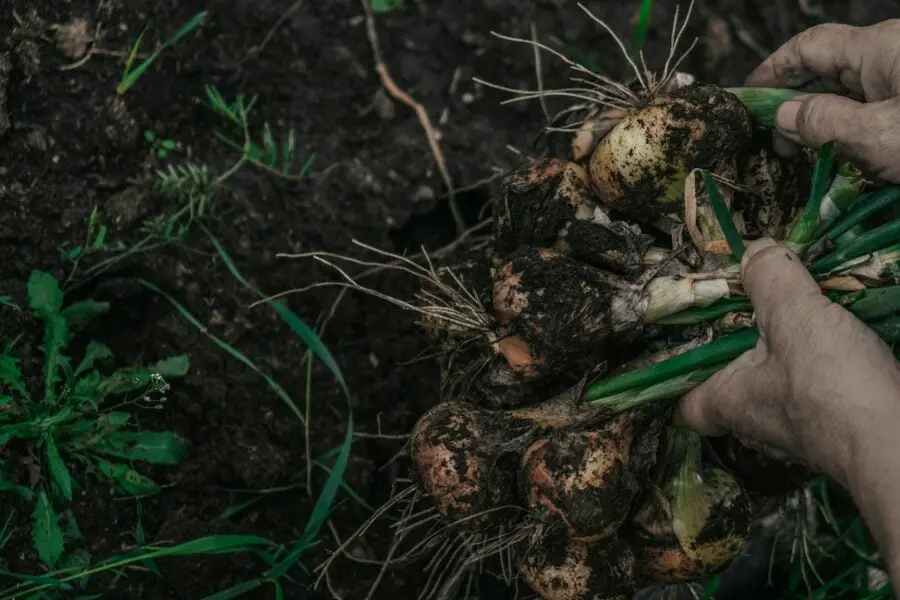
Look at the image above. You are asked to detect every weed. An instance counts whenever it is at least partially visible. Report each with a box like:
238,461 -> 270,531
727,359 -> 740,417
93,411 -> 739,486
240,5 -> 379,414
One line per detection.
145,130 -> 180,160
204,85 -> 316,183
117,11 -> 208,95
0,534 -> 283,599
0,270 -> 190,571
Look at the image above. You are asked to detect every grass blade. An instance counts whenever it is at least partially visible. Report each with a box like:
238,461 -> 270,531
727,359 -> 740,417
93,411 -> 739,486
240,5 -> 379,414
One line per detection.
201,580 -> 264,600
631,0 -> 652,54
203,230 -> 350,400
135,279 -> 306,424
267,414 -> 354,579
701,171 -> 745,260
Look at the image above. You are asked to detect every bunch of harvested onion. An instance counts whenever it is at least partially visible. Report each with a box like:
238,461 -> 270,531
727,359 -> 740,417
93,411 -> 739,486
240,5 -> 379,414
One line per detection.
307,5 -> 900,600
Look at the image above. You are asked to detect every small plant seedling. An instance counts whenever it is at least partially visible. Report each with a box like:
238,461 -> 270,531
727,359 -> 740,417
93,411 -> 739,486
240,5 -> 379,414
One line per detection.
204,85 -> 316,182
145,130 -> 180,160
0,270 -> 191,569
117,11 -> 208,95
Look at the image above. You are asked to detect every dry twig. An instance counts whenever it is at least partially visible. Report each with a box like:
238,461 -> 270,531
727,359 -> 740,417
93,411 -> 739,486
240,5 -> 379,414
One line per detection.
360,0 -> 465,236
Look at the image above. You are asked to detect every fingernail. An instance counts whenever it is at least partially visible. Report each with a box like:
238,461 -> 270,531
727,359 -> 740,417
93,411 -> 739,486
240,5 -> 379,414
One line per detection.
775,99 -> 802,134
741,238 -> 779,270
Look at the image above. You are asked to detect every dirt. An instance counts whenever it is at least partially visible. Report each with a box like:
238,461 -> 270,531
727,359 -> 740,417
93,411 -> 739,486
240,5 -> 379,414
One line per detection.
0,0 -> 898,599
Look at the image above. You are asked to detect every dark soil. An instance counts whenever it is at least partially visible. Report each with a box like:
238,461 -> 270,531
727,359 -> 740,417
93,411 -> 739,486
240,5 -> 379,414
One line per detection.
0,0 -> 897,599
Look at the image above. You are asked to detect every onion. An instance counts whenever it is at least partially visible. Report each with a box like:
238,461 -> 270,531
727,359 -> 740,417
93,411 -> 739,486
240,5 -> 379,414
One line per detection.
494,158 -> 653,277
491,247 -> 646,380
491,247 -> 729,379
520,424 -> 640,542
588,84 -> 751,223
409,402 -> 528,527
625,464 -> 752,582
520,529 -> 636,600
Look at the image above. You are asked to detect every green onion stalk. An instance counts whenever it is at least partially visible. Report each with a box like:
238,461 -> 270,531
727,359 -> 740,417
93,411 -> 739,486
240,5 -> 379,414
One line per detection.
584,286 -> 900,410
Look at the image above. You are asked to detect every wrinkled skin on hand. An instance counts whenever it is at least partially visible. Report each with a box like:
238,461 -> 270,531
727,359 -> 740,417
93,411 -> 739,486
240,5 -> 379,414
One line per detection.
678,239 -> 900,589
746,20 -> 900,183
679,239 -> 900,486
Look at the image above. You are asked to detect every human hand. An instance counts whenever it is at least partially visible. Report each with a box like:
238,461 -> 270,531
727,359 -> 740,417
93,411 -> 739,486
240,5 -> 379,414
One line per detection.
745,20 -> 900,183
677,238 -> 900,489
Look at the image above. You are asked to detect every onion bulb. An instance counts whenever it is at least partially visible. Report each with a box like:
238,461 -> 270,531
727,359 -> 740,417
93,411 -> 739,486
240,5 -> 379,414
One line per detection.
520,427 -> 639,542
410,402 -> 528,528
625,465 -> 752,582
491,247 -> 729,380
520,529 -> 636,600
588,84 -> 751,223
494,158 -> 653,277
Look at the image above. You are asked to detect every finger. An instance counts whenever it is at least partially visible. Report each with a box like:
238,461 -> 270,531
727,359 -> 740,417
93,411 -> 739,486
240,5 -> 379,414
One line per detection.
739,239 -> 824,337
772,130 -> 801,158
678,347 -> 780,439
744,23 -> 863,88
776,95 -> 900,183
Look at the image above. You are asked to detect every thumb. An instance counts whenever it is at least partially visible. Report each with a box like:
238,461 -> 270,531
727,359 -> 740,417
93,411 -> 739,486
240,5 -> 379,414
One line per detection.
775,94 -> 900,183
775,93 -> 867,149
677,346 -> 782,438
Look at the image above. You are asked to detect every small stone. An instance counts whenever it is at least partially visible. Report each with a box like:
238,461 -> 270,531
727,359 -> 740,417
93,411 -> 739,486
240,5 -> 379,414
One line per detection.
413,185 -> 435,204
373,88 -> 395,120
52,19 -> 92,60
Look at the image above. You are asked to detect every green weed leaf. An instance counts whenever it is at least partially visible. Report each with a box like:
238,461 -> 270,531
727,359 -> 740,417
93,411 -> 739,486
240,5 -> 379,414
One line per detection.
32,490 -> 64,568
97,460 -> 160,496
148,355 -> 190,377
58,548 -> 91,572
76,342 -> 114,376
62,509 -> 83,541
62,300 -> 110,332
28,271 -> 64,317
0,352 -> 27,397
45,437 -> 73,501
94,431 -> 189,465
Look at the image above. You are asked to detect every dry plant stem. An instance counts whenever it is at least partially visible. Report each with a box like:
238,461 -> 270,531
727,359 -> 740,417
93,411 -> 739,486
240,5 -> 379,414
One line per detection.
248,0 -> 303,57
360,0 -> 464,237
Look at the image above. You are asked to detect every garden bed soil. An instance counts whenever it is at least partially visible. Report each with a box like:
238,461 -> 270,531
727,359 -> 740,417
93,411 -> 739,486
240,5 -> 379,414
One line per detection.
1,0 -> 897,598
